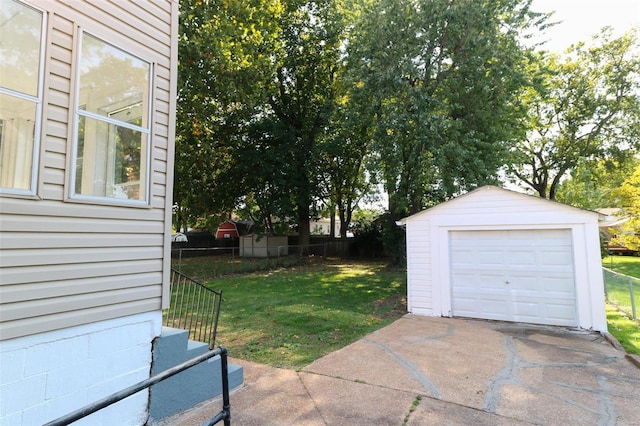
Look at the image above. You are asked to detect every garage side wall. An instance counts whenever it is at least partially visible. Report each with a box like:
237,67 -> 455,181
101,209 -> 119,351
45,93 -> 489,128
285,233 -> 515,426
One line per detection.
573,215 -> 607,330
406,218 -> 433,315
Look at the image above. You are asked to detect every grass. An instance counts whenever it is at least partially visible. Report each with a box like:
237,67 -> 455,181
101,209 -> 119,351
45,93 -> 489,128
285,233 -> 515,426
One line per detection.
173,252 -> 302,279
602,255 -> 640,277
170,254 -> 640,364
602,255 -> 640,314
606,305 -> 640,355
601,255 -> 640,355
174,257 -> 407,369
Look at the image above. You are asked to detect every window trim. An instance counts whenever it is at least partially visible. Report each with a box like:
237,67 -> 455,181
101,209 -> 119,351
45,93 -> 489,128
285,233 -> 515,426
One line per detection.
68,30 -> 154,208
0,0 -> 47,198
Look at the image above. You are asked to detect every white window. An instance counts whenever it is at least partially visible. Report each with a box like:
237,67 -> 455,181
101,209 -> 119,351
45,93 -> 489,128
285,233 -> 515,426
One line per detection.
0,0 -> 45,195
71,32 -> 152,204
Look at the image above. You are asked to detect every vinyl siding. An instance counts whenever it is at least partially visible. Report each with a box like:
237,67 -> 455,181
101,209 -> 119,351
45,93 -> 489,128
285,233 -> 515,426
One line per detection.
406,219 -> 433,315
0,0 -> 178,341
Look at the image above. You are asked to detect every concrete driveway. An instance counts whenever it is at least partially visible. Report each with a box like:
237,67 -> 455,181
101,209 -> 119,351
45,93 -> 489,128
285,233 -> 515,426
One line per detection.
165,315 -> 640,425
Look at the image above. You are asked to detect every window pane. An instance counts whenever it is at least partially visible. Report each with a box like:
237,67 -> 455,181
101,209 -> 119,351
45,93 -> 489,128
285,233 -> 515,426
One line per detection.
75,116 -> 147,201
0,93 -> 36,190
79,34 -> 150,128
0,0 -> 42,96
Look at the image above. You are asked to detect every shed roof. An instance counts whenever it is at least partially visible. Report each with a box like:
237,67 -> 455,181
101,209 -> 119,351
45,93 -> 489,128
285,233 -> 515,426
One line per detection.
398,185 -> 603,226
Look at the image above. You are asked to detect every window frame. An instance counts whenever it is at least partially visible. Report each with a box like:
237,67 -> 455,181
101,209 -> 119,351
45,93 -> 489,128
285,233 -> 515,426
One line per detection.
68,30 -> 154,208
0,0 -> 47,197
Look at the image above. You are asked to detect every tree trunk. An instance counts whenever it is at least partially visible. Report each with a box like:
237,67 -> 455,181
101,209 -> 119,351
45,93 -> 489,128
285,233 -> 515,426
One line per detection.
329,204 -> 336,239
265,214 -> 274,234
339,207 -> 347,239
297,203 -> 311,256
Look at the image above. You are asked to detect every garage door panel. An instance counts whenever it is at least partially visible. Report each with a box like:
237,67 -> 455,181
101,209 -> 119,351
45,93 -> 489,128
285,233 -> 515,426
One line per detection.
540,251 -> 573,266
509,273 -> 573,287
455,298 -> 511,319
511,302 -> 540,319
511,302 -> 575,326
453,250 -> 503,266
455,270 -> 505,288
507,251 -> 537,266
476,251 -> 503,265
543,277 -> 575,293
545,305 -> 578,325
507,275 -> 539,291
450,229 -> 577,326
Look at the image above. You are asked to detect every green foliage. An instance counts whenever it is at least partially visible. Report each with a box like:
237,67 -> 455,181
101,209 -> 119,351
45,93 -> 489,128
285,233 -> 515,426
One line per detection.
610,165 -> 640,251
320,83 -> 374,239
251,0 -> 347,248
174,0 -> 283,230
351,207 -> 383,225
350,208 -> 384,257
344,0 -> 545,260
510,28 -> 640,200
174,0 -> 348,248
555,157 -> 640,209
174,0 -> 604,263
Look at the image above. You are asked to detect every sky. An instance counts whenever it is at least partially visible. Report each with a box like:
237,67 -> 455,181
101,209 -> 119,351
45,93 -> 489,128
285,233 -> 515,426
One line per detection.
529,0 -> 640,52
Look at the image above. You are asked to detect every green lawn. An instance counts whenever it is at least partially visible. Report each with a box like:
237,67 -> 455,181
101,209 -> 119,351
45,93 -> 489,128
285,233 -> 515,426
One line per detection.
173,252 -> 302,279
602,255 -> 640,277
181,258 -> 407,369
601,255 -> 640,355
606,305 -> 640,355
169,254 -> 640,366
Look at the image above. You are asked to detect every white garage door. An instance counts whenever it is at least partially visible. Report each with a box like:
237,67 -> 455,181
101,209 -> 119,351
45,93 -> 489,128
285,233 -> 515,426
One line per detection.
449,229 -> 577,326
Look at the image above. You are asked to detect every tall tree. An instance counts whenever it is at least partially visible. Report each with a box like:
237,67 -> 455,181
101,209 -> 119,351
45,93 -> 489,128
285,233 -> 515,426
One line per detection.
510,28 -> 640,200
345,0 -> 545,261
320,81 -> 373,239
248,0 -> 345,249
174,0 -> 282,231
175,0 -> 349,249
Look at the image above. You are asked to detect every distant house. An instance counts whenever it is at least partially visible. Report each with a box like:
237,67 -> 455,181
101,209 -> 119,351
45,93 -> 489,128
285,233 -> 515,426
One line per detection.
0,1 -> 180,424
597,208 -> 636,255
310,216 -> 352,237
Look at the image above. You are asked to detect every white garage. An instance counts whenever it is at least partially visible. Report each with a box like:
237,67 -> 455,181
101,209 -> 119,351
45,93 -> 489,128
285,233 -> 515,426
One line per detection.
399,186 -> 607,331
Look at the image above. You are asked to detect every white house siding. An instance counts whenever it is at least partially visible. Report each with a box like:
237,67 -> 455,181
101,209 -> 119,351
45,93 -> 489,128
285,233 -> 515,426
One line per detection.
0,0 -> 178,341
401,186 -> 607,331
0,312 -> 162,425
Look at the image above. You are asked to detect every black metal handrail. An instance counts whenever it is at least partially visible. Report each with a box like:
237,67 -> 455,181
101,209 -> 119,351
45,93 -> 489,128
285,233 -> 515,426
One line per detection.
165,268 -> 223,349
43,346 -> 231,426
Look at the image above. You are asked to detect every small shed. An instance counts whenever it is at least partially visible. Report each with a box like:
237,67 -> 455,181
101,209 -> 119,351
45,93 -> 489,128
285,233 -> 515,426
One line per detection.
399,186 -> 606,331
240,234 -> 288,257
216,220 -> 240,239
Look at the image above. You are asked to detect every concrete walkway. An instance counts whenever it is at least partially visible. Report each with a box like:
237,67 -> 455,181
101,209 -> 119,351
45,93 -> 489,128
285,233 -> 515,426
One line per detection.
162,315 -> 640,425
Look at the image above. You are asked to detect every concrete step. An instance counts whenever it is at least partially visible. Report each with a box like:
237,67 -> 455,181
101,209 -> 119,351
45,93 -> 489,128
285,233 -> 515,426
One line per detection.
148,327 -> 244,423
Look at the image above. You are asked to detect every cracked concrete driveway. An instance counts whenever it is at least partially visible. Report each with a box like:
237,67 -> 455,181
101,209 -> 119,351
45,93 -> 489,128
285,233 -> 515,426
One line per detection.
165,315 -> 640,426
